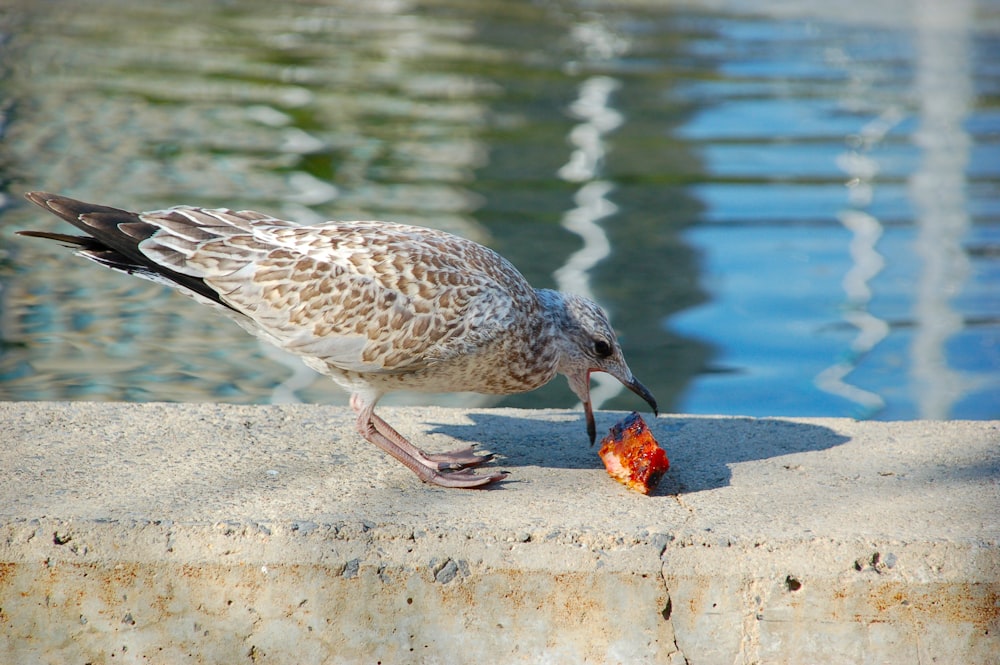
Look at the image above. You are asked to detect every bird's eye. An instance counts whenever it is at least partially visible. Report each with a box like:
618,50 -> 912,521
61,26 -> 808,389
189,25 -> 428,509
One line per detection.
593,339 -> 612,358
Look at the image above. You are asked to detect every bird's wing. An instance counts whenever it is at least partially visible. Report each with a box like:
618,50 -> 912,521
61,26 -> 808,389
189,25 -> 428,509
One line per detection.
136,209 -> 530,374
21,193 -> 536,375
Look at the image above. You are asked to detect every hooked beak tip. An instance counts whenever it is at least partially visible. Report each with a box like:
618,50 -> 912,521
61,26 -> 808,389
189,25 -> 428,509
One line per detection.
628,376 -> 658,417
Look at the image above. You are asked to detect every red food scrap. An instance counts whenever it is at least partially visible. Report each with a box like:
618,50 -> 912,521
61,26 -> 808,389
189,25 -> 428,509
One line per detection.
598,412 -> 669,494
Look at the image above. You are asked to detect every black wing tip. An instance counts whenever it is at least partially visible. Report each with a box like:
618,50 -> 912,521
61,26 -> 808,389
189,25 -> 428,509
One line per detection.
24,191 -> 69,214
23,190 -> 139,223
24,191 -> 89,226
24,190 -> 55,203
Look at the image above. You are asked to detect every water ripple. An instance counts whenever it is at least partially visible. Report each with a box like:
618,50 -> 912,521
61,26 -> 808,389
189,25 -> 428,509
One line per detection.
554,74 -> 625,411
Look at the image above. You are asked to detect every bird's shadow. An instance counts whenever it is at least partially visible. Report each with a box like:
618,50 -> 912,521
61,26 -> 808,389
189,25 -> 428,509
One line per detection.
427,411 -> 851,495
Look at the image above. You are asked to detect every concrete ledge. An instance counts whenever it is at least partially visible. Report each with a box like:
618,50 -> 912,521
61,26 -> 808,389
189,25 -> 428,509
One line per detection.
1,402 -> 997,664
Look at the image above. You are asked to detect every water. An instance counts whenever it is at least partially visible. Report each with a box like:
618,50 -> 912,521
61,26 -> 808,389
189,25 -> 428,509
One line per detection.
0,0 -> 997,420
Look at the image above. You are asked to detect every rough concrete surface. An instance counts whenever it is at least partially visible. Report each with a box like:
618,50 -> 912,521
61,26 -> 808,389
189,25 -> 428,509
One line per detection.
0,401 -> 997,664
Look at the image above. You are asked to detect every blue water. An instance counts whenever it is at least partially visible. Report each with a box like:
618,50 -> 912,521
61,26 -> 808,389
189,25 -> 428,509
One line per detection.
0,0 -> 997,420
664,8 -> 1000,419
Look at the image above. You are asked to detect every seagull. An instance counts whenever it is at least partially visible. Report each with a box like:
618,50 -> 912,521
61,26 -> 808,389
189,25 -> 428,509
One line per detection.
18,192 -> 657,488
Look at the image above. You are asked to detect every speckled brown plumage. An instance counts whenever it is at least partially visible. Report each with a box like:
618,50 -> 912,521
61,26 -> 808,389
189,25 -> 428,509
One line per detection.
19,192 -> 657,488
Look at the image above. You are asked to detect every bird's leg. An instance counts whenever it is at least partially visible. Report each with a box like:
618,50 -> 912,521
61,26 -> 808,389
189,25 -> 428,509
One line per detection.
350,395 -> 506,488
350,395 -> 493,471
369,412 -> 494,469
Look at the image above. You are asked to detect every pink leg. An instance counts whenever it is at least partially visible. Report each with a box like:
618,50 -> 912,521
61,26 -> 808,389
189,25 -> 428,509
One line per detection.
350,395 -> 506,488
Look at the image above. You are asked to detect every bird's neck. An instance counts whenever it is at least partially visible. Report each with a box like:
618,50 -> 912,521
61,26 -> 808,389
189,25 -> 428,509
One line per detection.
534,288 -> 570,324
534,288 -> 578,371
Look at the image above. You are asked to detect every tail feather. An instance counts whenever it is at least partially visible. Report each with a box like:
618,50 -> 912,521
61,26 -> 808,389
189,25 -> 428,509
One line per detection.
19,191 -> 232,310
16,229 -> 101,249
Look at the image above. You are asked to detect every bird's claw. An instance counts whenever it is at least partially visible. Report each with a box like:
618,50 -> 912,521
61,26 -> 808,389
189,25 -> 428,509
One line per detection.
425,467 -> 508,489
424,446 -> 495,471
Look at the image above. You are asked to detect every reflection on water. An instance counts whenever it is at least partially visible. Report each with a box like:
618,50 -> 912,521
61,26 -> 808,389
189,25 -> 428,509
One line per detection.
909,0 -> 976,419
0,0 -> 997,420
666,4 -> 999,420
813,110 -> 903,416
554,73 -> 625,410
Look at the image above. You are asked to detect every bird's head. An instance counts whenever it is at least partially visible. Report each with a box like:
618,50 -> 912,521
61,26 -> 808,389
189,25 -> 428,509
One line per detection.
545,291 -> 658,444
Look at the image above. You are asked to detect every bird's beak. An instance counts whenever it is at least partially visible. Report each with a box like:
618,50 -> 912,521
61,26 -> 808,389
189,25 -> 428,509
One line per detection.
572,368 -> 659,445
625,374 -> 659,416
